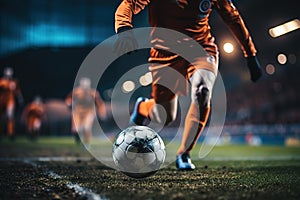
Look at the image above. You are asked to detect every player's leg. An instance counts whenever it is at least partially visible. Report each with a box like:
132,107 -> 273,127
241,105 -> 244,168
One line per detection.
149,95 -> 178,125
32,117 -> 42,140
129,97 -> 154,125
130,90 -> 178,126
6,101 -> 15,139
71,112 -> 81,144
27,116 -> 34,139
176,69 -> 216,170
82,112 -> 95,146
130,49 -> 185,126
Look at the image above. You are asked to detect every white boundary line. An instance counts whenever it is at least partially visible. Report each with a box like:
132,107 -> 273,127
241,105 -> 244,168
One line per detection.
15,158 -> 107,200
0,157 -> 92,162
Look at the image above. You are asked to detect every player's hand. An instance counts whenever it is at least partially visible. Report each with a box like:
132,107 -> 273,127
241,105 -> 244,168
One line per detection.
113,28 -> 138,56
247,56 -> 262,82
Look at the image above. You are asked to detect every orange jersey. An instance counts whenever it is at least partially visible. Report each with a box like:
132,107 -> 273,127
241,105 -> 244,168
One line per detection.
115,0 -> 257,58
21,102 -> 45,133
0,78 -> 21,110
23,103 -> 45,120
66,87 -> 106,133
66,87 -> 106,116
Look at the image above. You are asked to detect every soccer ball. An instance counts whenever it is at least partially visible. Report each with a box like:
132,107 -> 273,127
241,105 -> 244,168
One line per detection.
112,126 -> 166,178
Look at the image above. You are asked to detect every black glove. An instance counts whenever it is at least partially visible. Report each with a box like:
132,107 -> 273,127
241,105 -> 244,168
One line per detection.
113,26 -> 138,56
247,56 -> 262,82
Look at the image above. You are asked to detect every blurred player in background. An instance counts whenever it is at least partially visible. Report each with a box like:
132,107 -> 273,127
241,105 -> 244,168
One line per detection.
114,0 -> 262,170
0,67 -> 24,139
22,96 -> 46,140
66,77 -> 107,146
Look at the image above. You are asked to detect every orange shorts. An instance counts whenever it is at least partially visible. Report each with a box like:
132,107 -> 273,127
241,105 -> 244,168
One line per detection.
72,108 -> 95,130
148,48 -> 218,103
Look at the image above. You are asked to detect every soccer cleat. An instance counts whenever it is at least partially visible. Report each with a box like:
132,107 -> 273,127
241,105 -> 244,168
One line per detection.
176,153 -> 195,170
129,97 -> 148,126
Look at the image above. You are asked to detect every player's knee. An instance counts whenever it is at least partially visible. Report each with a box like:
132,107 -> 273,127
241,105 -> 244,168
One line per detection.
195,86 -> 210,109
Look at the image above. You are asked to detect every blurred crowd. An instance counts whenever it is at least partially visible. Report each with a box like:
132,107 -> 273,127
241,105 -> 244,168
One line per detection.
226,68 -> 300,125
1,66 -> 299,142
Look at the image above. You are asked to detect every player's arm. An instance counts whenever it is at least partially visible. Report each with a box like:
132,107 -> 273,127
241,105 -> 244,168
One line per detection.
94,91 -> 107,120
215,0 -> 262,82
115,0 -> 150,33
114,0 -> 150,55
65,91 -> 73,107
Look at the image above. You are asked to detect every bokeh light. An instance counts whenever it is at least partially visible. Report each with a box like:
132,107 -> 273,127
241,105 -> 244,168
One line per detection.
277,53 -> 287,65
122,80 -> 135,93
266,64 -> 275,75
139,72 -> 152,86
223,42 -> 234,54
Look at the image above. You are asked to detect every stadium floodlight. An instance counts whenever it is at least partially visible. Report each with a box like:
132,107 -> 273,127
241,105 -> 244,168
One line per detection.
269,18 -> 300,38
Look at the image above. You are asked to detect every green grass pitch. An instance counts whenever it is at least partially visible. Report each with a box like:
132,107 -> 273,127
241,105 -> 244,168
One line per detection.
0,136 -> 299,199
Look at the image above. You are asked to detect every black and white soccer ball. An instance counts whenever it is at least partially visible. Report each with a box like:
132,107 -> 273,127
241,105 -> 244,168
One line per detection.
112,126 -> 166,178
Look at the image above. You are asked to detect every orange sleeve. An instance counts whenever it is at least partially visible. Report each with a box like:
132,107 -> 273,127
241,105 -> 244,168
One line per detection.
65,91 -> 73,106
215,0 -> 257,57
94,90 -> 107,120
115,0 -> 150,33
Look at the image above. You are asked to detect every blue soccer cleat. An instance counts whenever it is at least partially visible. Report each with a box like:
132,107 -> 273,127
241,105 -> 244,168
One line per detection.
176,153 -> 195,170
129,97 -> 149,126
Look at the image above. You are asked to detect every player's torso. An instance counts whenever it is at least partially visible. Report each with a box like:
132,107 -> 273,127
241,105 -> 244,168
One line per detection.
72,88 -> 95,108
148,0 -> 218,55
149,0 -> 216,33
0,79 -> 18,101
27,104 -> 44,118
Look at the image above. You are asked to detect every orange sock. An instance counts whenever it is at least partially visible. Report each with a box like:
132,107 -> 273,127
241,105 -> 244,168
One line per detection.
177,103 -> 210,155
139,99 -> 155,117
